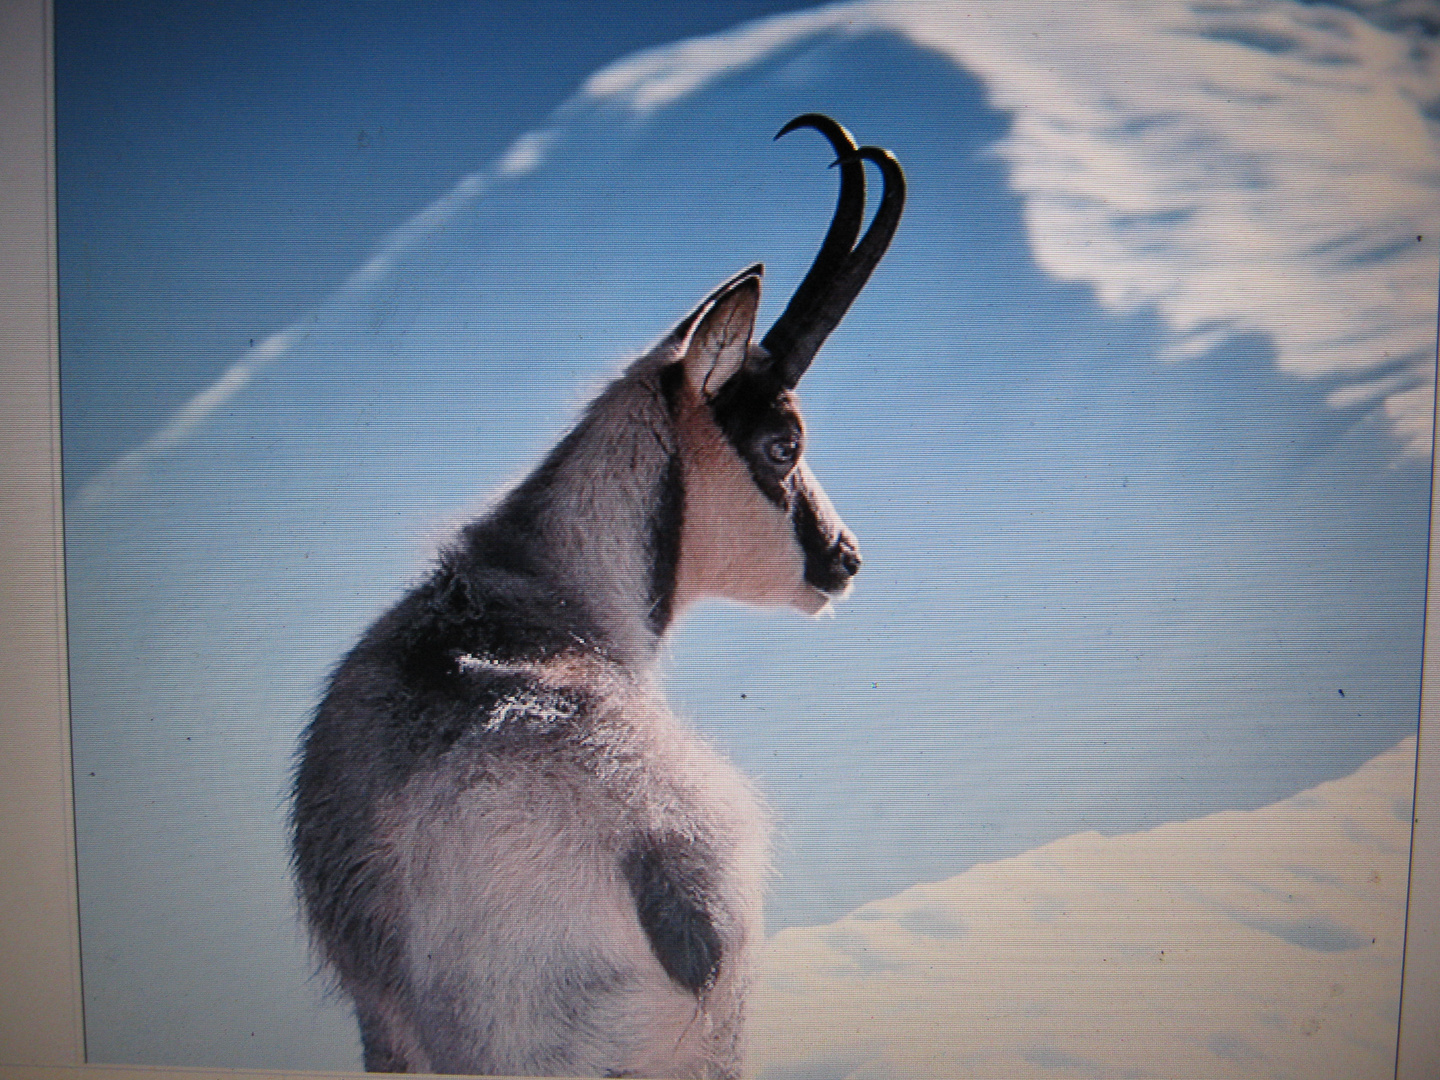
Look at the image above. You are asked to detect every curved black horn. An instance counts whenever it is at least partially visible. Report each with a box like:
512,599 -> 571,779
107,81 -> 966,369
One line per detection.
759,114 -> 866,376
761,120 -> 906,389
779,146 -> 906,386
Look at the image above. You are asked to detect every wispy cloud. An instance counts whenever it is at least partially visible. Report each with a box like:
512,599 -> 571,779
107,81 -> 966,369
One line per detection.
495,130 -> 559,177
576,5 -> 876,114
77,165 -> 515,508
574,0 -> 1440,456
343,173 -> 491,291
76,328 -> 298,508
76,163 -> 505,509
890,0 -> 1439,453
79,0 -> 1439,507
750,736 -> 1415,1079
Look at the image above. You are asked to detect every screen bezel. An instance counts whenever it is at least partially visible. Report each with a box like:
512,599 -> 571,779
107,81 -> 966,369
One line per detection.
2,0 -> 1436,1075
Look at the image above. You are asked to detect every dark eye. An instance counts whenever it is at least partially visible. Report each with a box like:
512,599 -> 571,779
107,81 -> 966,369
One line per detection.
763,433 -> 801,469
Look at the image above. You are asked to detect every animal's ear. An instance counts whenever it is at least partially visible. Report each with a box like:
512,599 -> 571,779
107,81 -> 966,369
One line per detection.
680,268 -> 762,400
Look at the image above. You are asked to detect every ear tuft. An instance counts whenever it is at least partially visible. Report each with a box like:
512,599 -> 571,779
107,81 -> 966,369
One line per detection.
681,270 -> 762,401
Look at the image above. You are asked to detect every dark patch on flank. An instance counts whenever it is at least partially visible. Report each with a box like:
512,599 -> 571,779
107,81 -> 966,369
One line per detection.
622,841 -> 722,994
385,557 -> 590,703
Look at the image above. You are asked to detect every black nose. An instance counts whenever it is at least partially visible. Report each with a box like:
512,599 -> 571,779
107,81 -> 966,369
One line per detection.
831,534 -> 862,580
801,530 -> 861,594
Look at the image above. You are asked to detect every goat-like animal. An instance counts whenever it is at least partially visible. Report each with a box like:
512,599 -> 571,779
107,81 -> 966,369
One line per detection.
291,115 -> 904,1078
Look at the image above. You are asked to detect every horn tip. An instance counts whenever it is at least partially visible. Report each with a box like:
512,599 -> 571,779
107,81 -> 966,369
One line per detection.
774,112 -> 847,143
773,117 -> 804,141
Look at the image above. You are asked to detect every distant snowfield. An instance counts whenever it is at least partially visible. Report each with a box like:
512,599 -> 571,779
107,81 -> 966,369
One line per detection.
751,735 -> 1416,1080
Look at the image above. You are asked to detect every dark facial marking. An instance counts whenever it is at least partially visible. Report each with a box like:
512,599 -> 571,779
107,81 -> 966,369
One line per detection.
646,453 -> 684,634
792,481 -> 861,593
657,360 -> 687,419
707,368 -> 805,508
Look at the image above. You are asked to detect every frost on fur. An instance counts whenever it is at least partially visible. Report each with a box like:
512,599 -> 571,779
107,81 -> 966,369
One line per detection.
290,115 -> 902,1077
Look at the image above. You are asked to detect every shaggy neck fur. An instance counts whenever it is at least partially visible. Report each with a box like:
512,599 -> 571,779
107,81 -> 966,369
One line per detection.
451,357 -> 684,675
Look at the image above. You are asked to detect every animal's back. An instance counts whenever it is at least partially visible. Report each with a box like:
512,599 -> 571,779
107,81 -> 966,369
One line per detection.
292,568 -> 769,1078
292,112 -> 902,1078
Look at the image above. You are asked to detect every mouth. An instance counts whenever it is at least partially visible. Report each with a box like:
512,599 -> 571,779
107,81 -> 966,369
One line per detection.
800,531 -> 862,597
803,561 -> 859,599
795,576 -> 854,617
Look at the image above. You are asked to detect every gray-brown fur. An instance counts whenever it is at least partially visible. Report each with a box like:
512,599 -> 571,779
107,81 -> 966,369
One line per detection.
291,115 -> 901,1077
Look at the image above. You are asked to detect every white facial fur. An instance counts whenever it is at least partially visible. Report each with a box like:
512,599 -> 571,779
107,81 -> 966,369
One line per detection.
672,386 -> 831,616
671,272 -> 838,617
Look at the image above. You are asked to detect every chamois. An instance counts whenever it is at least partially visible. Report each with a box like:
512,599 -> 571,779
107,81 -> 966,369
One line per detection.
291,114 -> 904,1078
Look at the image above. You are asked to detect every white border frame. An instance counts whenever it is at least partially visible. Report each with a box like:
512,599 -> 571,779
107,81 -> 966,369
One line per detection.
1,0 -> 1435,1075
1397,293 -> 1440,1075
0,0 -> 85,1066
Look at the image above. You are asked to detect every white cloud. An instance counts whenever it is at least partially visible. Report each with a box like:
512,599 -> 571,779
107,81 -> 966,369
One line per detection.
884,0 -> 1439,453
578,0 -> 1439,453
79,165 -> 497,508
496,129 -> 559,177
76,328 -> 296,509
87,170 -> 502,510
578,6 -> 876,114
750,735 -> 1416,1079
342,171 -> 489,292
81,0 -> 1439,507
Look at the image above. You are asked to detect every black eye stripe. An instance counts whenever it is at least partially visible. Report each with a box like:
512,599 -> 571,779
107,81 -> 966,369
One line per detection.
791,482 -> 834,572
707,369 -> 803,509
743,453 -> 791,508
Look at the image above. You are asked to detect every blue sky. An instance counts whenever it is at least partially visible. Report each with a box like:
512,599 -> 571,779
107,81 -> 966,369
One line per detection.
54,0 -> 813,489
56,0 -> 1439,1072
